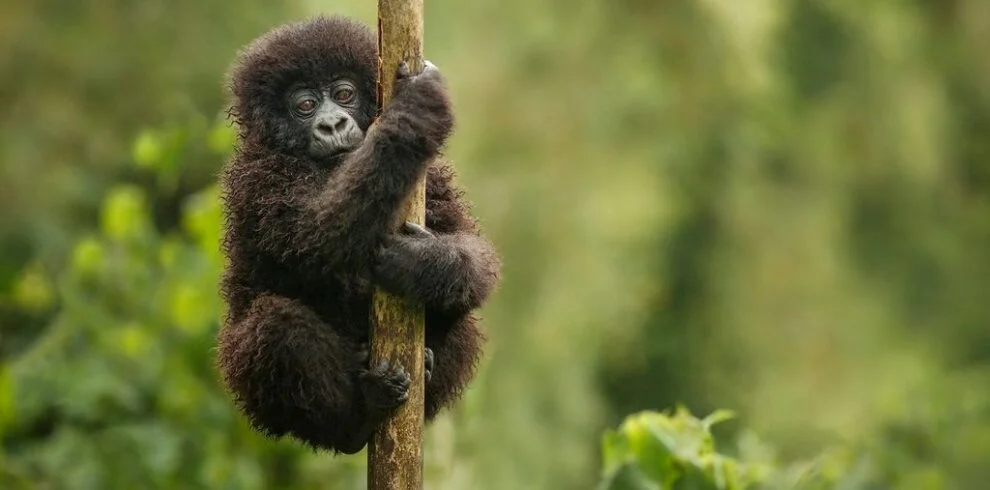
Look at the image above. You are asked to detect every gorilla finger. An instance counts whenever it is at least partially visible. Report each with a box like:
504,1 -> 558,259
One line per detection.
420,60 -> 444,82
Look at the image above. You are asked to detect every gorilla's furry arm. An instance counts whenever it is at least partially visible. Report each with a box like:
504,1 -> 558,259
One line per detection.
374,163 -> 501,316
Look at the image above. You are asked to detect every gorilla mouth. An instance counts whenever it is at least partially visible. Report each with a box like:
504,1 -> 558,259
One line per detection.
309,135 -> 362,161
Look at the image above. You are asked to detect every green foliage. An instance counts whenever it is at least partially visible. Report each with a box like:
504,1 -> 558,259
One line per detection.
597,408 -> 858,490
0,119 -> 367,489
0,0 -> 300,269
597,408 -> 845,490
600,395 -> 990,490
599,408 -> 758,490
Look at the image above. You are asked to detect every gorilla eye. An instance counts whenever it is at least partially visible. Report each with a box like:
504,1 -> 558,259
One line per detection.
296,98 -> 318,113
332,87 -> 355,104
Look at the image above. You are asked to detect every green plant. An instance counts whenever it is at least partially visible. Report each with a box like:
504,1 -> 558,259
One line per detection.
0,120 -> 366,489
598,407 -> 848,490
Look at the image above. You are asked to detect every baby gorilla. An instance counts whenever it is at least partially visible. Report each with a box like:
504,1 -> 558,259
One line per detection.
216,16 -> 500,454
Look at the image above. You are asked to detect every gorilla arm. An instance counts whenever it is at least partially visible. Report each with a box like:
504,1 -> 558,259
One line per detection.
374,161 -> 501,317
374,222 -> 499,315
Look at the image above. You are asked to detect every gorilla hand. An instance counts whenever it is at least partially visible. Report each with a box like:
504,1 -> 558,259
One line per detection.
373,221 -> 441,304
385,60 -> 455,155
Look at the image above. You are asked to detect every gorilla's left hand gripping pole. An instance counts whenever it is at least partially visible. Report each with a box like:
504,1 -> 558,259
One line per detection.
368,0 -> 427,489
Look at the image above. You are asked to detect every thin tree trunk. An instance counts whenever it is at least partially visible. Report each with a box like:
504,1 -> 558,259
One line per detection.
368,0 -> 426,489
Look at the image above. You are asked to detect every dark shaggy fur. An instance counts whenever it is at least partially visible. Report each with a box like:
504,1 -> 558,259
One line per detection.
215,15 -> 500,454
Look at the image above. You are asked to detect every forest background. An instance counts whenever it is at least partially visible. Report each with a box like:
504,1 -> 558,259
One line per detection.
2,0 -> 989,488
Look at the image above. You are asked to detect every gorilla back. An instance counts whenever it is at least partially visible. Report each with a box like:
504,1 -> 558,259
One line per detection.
215,16 -> 500,454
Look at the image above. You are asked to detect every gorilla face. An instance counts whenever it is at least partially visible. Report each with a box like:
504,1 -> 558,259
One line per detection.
287,77 -> 369,161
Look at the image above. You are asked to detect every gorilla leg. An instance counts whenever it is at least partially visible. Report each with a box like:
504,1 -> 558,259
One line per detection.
216,293 -> 409,454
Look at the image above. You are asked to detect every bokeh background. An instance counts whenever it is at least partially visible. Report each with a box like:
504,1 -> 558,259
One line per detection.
2,0 -> 990,488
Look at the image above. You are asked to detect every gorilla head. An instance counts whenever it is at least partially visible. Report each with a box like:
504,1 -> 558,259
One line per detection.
226,16 -> 379,161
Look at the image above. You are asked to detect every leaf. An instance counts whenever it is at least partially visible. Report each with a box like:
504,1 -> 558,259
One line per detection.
600,409 -> 768,490
133,130 -> 164,168
100,186 -> 150,242
11,262 -> 54,311
599,463 -> 663,490
70,236 -> 106,274
170,283 -> 212,335
602,428 -> 635,471
181,185 -> 222,246
701,409 -> 736,431
620,412 -> 679,487
118,322 -> 152,359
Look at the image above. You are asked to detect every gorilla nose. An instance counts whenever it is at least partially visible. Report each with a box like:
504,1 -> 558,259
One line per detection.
316,115 -> 349,136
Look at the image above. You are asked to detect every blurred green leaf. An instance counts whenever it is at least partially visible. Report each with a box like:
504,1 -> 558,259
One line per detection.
100,186 -> 150,242
599,409 -> 798,490
11,262 -> 54,311
182,185 -> 222,246
117,322 -> 152,360
170,283 -> 213,335
69,236 -> 106,275
133,130 -> 165,169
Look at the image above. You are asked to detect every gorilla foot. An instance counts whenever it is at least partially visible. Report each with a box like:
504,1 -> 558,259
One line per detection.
356,342 -> 434,385
360,359 -> 410,411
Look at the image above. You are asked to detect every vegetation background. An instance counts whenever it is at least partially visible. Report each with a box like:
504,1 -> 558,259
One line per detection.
2,0 -> 989,488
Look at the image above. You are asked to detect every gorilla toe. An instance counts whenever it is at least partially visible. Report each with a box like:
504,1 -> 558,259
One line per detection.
360,359 -> 411,411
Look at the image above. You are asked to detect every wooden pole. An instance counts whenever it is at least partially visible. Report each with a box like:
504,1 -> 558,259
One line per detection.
368,0 -> 426,489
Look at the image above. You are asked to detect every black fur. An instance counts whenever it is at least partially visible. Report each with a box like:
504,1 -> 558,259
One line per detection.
216,15 -> 500,454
